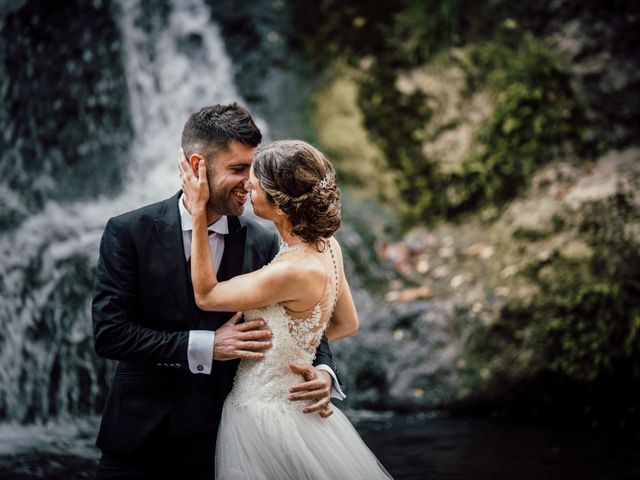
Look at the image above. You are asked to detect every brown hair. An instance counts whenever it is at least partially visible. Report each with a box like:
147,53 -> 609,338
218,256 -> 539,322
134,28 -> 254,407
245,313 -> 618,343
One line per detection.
181,103 -> 262,159
252,140 -> 341,250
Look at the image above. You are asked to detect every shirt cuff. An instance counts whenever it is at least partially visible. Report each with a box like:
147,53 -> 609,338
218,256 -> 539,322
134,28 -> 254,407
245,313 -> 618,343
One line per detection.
315,364 -> 346,400
187,330 -> 215,374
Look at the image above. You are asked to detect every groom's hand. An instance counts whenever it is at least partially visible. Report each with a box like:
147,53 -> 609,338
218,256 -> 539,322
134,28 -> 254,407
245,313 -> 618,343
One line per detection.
213,312 -> 272,361
288,364 -> 333,418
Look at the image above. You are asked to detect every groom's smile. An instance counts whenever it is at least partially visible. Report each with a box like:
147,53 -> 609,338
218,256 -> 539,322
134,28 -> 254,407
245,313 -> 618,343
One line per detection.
207,140 -> 255,217
231,187 -> 247,205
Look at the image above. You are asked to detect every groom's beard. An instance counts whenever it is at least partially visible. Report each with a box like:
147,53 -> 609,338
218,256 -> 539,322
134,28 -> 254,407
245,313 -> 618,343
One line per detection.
208,183 -> 245,217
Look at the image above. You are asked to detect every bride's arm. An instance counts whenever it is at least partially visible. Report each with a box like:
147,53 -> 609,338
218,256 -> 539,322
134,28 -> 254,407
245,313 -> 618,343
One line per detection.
325,240 -> 359,342
185,164 -> 217,305
192,235 -> 296,312
325,276 -> 359,341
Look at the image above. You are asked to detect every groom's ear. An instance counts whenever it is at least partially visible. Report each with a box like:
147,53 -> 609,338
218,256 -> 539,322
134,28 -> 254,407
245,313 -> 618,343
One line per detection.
189,153 -> 205,176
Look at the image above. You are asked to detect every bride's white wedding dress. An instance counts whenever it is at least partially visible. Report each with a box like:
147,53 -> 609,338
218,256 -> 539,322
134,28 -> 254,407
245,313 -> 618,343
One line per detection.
215,245 -> 393,479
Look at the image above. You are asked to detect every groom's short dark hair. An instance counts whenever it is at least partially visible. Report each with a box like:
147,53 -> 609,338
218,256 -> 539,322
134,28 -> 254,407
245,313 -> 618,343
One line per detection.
181,103 -> 262,160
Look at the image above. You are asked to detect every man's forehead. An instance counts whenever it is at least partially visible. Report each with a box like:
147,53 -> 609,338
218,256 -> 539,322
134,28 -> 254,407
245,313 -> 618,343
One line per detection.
186,142 -> 252,166
218,141 -> 255,162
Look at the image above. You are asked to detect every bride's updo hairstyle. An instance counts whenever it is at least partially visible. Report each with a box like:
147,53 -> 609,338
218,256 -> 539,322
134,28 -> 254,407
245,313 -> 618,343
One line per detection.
252,140 -> 341,250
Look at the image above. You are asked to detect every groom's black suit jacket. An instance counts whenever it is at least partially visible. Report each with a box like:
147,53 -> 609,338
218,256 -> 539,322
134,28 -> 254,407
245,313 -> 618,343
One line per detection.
92,191 -> 337,455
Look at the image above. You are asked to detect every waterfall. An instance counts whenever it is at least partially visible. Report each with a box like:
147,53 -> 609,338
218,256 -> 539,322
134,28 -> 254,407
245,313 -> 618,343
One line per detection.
0,0 -> 260,423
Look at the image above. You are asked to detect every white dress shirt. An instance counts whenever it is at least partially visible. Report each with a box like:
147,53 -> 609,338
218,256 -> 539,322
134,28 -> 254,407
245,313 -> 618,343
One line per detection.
179,196 -> 227,376
180,195 -> 344,399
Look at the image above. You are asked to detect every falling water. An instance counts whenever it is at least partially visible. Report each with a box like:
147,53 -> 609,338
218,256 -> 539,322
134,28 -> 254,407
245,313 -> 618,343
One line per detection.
0,0 -> 260,423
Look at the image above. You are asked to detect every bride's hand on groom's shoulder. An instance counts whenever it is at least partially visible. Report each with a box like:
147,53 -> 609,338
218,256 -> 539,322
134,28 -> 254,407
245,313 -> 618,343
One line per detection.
178,147 -> 209,213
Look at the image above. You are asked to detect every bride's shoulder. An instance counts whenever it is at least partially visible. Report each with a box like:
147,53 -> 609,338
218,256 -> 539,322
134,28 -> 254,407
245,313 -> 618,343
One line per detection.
277,250 -> 327,281
327,236 -> 341,251
326,236 -> 344,261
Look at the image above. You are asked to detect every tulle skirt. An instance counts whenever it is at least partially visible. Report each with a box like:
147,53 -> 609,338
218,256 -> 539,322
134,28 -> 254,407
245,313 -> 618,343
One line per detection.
215,399 -> 393,480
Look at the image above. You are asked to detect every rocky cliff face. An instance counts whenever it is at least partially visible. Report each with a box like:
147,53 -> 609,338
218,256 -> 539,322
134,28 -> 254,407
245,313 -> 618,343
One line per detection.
292,1 -> 640,419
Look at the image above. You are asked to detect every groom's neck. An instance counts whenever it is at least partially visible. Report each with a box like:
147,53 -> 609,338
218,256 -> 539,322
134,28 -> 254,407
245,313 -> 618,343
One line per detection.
182,196 -> 222,226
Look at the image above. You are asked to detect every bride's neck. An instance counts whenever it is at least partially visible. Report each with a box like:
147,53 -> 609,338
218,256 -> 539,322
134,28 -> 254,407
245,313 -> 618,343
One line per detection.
274,217 -> 303,247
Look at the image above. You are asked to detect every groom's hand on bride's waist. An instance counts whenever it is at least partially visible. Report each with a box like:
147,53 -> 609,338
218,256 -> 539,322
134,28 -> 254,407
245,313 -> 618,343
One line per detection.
212,312 -> 272,361
288,364 -> 334,418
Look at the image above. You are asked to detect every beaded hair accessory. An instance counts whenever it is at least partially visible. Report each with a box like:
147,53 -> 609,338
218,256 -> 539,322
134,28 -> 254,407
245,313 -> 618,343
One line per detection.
317,172 -> 334,190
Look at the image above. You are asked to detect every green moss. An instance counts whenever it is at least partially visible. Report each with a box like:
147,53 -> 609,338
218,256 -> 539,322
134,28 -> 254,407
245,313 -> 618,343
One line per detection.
291,0 -> 551,70
354,34 -> 594,224
291,1 -> 602,224
471,191 -> 640,385
443,37 -> 594,216
357,65 -> 437,226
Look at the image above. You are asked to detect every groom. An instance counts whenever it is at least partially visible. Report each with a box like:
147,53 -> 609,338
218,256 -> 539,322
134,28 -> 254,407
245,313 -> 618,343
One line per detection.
92,103 -> 342,479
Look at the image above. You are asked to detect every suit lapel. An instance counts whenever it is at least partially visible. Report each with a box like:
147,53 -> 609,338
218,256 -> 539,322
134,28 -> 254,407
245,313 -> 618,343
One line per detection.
154,192 -> 200,328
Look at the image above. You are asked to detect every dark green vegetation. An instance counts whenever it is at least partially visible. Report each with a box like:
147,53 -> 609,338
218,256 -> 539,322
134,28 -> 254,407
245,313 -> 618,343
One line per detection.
442,37 -> 592,218
463,190 -> 640,422
526,195 -> 640,383
291,0 -> 602,223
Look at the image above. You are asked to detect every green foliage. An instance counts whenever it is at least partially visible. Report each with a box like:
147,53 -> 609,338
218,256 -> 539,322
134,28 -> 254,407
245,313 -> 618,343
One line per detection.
289,0 -> 402,68
356,35 -> 592,223
476,192 -> 640,384
443,37 -> 592,216
391,0 -> 550,64
292,0 -> 593,223
291,0 -> 551,69
357,65 -> 441,225
542,283 -> 634,381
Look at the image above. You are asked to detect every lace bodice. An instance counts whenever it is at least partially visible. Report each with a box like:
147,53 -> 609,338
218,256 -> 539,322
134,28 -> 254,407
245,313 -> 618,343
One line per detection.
226,242 -> 339,413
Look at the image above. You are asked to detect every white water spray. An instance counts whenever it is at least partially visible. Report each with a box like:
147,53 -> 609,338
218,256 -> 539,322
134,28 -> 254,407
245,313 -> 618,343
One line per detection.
0,0 -> 260,422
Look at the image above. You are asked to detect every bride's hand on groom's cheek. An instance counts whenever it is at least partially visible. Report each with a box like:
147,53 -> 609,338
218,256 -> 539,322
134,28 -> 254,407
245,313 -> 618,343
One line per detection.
288,364 -> 333,418
178,147 -> 209,212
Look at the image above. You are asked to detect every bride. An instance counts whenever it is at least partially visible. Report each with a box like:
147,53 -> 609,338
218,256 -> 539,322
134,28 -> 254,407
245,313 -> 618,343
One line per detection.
179,140 -> 392,479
